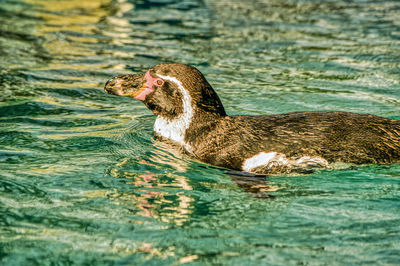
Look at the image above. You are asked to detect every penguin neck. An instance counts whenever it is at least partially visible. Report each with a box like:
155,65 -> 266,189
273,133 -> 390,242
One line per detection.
154,104 -> 226,153
152,73 -> 226,152
153,78 -> 194,152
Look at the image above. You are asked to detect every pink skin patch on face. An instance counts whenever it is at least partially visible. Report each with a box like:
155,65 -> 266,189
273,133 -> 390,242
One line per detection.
134,70 -> 164,101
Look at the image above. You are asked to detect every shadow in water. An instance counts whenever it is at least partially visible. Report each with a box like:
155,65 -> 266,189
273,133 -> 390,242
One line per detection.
223,170 -> 274,199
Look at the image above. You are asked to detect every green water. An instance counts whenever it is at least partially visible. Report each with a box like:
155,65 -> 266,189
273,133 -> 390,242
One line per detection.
1,0 -> 400,265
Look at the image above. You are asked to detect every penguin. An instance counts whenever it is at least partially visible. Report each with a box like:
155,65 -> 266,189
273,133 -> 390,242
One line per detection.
105,63 -> 400,174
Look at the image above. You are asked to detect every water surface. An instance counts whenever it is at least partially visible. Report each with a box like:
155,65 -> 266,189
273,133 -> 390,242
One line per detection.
1,0 -> 400,265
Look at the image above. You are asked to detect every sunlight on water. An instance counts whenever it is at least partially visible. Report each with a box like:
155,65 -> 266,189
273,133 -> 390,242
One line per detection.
0,0 -> 399,265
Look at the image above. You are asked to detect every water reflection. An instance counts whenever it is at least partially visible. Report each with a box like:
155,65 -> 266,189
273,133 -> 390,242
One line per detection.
105,142 -> 195,226
104,144 -> 278,228
228,173 -> 276,199
25,0 -> 134,89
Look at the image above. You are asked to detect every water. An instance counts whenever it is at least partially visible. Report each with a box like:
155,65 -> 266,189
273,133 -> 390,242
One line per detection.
1,0 -> 400,264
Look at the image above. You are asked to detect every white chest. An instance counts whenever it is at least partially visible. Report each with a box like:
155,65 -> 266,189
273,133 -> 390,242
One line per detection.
154,116 -> 194,153
154,116 -> 187,145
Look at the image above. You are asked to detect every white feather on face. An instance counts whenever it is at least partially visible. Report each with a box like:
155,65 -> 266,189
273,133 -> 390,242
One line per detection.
153,74 -> 194,152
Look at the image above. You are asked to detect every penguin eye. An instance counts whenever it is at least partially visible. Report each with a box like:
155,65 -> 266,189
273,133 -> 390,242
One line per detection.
156,79 -> 164,86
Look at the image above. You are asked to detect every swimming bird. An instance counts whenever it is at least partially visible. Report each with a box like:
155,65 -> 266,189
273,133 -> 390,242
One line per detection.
104,63 -> 400,174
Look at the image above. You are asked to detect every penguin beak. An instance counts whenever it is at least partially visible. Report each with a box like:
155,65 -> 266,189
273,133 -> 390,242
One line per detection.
104,74 -> 146,98
105,70 -> 164,101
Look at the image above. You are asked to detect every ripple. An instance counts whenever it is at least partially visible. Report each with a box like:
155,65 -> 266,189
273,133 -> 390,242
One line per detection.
1,0 -> 400,264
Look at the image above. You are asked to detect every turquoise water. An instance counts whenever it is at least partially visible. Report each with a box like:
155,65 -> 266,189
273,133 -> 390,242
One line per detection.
1,0 -> 400,264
